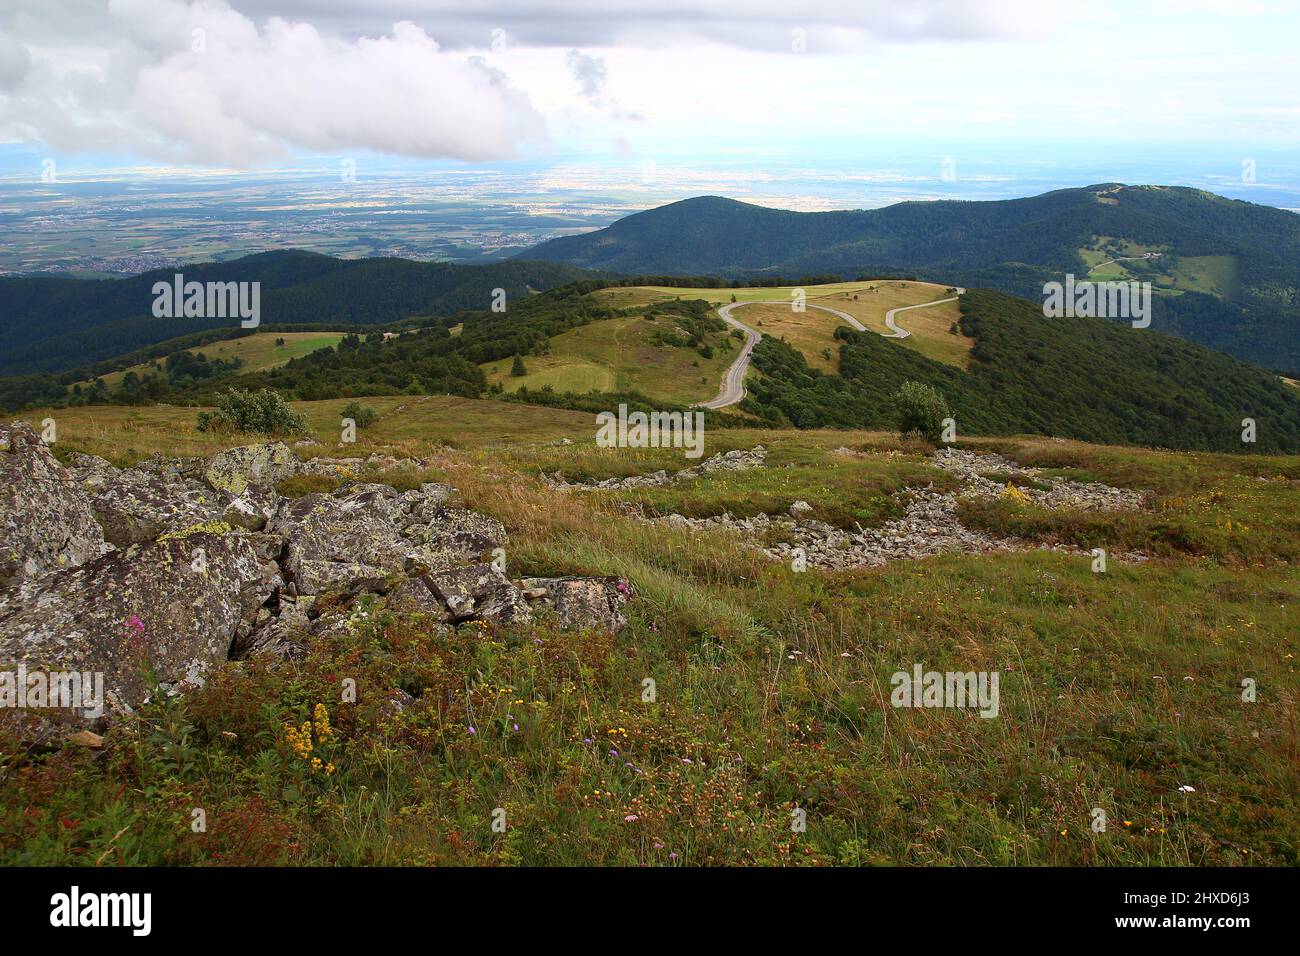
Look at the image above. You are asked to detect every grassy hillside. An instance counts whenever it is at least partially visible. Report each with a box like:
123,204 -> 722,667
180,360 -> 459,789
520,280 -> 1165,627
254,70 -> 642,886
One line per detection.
5,401 -> 1297,865
77,332 -> 347,390
482,312 -> 737,405
9,280 -> 1300,454
520,186 -> 1300,374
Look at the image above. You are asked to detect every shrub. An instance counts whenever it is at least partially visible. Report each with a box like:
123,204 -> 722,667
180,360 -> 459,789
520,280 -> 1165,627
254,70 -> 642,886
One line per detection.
511,354 -> 527,377
340,400 -> 378,429
197,387 -> 308,436
892,380 -> 949,443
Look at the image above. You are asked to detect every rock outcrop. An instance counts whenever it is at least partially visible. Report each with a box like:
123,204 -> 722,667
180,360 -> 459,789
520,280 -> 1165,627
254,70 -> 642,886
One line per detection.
0,427 -> 632,746
0,532 -> 269,746
0,422 -> 107,590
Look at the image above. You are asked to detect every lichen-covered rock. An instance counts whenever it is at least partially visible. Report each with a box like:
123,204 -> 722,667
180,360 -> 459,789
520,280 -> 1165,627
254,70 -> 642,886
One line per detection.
221,484 -> 279,532
401,507 -> 505,573
134,454 -> 206,484
272,485 -> 504,594
521,576 -> 631,631
421,563 -> 530,625
236,595 -> 314,661
0,532 -> 271,745
91,473 -> 230,547
269,488 -> 410,595
63,451 -> 121,496
204,441 -> 298,494
0,422 -> 107,589
397,483 -> 455,523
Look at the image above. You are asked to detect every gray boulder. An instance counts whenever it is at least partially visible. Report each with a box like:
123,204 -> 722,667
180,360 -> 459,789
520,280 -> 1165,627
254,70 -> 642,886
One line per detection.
91,473 -> 230,547
0,531 -> 272,745
0,422 -> 107,589
420,563 -> 531,625
204,441 -> 298,494
521,576 -> 632,631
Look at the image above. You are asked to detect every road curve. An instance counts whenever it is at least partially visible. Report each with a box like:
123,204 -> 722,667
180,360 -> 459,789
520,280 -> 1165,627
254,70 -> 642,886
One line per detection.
882,287 -> 965,338
695,300 -> 867,409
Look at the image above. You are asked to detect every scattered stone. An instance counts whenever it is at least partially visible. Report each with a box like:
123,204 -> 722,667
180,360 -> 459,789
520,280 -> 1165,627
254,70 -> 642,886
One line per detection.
546,445 -> 767,491
646,448 -> 1151,571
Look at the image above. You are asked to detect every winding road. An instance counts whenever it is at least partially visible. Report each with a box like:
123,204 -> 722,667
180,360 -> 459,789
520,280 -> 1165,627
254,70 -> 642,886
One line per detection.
695,301 -> 865,409
696,289 -> 965,409
882,287 -> 965,338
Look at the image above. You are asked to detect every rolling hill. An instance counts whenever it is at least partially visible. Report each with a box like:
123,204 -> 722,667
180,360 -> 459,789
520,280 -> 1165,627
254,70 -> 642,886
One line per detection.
519,186 -> 1300,374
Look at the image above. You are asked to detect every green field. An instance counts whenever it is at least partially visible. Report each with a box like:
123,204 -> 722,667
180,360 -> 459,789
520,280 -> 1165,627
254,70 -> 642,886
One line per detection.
78,332 -> 348,389
1081,237 -> 1240,300
482,313 -> 736,405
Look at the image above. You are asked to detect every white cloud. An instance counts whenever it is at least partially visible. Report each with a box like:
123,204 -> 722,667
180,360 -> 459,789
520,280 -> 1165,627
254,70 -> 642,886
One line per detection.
220,1 -> 1063,50
0,0 -> 546,165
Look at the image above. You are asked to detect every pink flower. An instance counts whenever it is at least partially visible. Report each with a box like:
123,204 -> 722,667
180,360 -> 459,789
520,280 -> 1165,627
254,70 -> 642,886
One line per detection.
624,814 -> 638,822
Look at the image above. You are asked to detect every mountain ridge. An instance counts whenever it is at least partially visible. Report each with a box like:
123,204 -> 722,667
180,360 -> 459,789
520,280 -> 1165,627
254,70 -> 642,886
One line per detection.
518,185 -> 1300,373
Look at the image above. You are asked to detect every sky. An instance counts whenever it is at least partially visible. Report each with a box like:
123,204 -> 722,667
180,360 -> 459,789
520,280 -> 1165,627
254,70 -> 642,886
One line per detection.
1,1 -> 1298,198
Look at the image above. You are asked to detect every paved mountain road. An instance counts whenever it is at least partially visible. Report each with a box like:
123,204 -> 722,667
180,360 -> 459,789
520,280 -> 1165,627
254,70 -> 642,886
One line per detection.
696,291 -> 964,409
882,287 -> 965,338
695,300 -> 864,410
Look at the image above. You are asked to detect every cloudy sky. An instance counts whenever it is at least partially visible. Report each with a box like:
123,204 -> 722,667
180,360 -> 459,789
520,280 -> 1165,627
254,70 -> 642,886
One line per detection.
1,0 -> 1297,171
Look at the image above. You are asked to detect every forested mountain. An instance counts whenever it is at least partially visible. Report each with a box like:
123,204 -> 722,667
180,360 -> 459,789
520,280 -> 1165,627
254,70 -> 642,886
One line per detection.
519,186 -> 1300,373
0,250 -> 594,377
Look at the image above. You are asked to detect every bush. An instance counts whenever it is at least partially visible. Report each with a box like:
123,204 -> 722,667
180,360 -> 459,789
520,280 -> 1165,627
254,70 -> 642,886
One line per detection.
340,400 -> 378,429
893,380 -> 949,443
511,354 -> 527,377
197,387 -> 308,436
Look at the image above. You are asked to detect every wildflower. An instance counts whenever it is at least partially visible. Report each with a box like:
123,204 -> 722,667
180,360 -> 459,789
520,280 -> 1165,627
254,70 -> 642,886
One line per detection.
468,725 -> 477,736
624,814 -> 638,823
